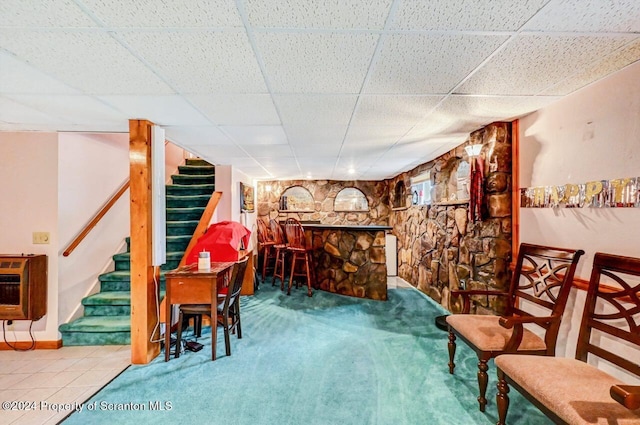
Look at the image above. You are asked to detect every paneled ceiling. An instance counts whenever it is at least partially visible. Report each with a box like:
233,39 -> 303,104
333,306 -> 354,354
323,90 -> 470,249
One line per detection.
1,0 -> 639,180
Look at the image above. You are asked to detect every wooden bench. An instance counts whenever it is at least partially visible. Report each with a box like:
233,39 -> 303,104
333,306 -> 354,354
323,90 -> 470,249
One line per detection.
495,252 -> 640,424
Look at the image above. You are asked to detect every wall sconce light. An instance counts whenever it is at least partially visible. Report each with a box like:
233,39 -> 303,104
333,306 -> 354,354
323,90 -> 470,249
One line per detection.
464,144 -> 483,158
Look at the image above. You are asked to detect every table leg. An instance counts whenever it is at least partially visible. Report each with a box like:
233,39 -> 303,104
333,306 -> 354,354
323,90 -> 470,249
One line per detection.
165,299 -> 171,362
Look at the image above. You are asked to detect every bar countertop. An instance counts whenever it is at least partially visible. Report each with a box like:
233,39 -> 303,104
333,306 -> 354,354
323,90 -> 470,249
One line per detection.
300,223 -> 392,231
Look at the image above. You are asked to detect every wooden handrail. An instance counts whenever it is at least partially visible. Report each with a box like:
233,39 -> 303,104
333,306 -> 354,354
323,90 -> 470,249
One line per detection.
63,180 -> 130,257
178,191 -> 223,267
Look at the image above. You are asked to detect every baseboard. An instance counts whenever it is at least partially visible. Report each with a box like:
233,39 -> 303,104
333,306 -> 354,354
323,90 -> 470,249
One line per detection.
0,339 -> 62,350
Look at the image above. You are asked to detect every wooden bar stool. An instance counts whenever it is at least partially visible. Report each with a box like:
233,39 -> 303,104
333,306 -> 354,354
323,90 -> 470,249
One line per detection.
269,219 -> 288,289
256,218 -> 276,283
283,218 -> 313,297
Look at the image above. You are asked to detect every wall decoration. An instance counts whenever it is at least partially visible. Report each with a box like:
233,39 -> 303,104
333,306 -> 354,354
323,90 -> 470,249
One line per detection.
521,177 -> 639,208
240,182 -> 255,212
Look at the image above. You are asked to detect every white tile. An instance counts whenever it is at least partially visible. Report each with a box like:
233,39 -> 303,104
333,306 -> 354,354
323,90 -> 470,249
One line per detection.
98,95 -> 211,126
351,95 -> 443,126
66,369 -> 113,387
255,32 -> 379,93
391,0 -> 548,31
222,125 -> 288,145
0,52 -> 80,95
120,31 -> 267,94
457,34 -> 636,95
83,0 -> 243,28
165,125 -> 236,146
245,0 -> 392,29
0,373 -> 32,388
0,32 -> 174,94
40,358 -> 82,373
187,94 -> 281,126
523,0 -> 640,32
275,95 -> 358,128
366,33 -> 508,94
0,0 -> 96,27
13,371 -> 83,389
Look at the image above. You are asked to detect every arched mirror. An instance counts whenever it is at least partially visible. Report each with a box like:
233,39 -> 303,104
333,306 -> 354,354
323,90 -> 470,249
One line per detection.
334,187 -> 369,212
279,186 -> 314,211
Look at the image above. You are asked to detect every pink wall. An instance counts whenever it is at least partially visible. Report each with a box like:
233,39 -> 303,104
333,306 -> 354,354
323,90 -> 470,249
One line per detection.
518,61 -> 640,381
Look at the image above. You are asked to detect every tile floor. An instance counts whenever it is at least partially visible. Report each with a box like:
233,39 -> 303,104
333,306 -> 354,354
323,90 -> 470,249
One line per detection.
0,345 -> 130,425
0,277 -> 413,425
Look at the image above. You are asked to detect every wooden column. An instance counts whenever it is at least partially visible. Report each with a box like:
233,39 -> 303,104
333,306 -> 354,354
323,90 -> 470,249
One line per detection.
511,119 -> 520,265
129,119 -> 161,364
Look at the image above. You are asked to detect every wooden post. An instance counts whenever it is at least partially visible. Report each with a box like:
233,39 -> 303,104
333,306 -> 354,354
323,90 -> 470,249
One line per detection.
511,119 -> 520,265
129,119 -> 161,364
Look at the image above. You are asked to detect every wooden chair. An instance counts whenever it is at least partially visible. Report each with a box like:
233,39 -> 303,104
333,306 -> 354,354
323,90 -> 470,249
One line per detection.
269,219 -> 288,289
446,243 -> 584,412
283,218 -> 313,297
256,218 -> 276,283
175,257 -> 249,358
495,252 -> 640,425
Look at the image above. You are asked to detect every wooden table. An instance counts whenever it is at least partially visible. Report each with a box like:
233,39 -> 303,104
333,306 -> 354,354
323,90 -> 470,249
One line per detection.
164,261 -> 235,362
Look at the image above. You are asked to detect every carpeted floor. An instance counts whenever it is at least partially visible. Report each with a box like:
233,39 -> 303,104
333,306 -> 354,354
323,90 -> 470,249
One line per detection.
61,281 -> 548,425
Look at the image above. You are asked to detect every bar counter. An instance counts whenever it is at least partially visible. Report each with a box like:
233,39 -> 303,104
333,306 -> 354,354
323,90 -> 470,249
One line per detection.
301,223 -> 392,301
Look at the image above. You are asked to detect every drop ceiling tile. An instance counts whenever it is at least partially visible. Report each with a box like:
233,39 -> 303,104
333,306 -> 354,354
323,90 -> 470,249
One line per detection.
391,0 -> 547,31
351,95 -> 443,126
239,144 -> 294,158
244,0 -> 392,29
285,124 -> 348,145
457,34 -> 637,95
435,95 -> 561,122
0,52 -> 80,95
275,95 -> 358,127
222,125 -> 288,145
98,95 -> 211,125
186,94 -> 280,125
255,32 -> 379,93
0,0 -> 96,27
291,143 -> 343,157
344,125 -> 410,146
366,33 -> 508,94
165,125 -> 236,146
541,38 -> 640,95
188,144 -> 247,161
82,0 -> 243,28
0,96 -> 64,125
4,94 -> 127,127
523,0 -> 640,32
0,31 -> 174,94
120,31 -> 266,94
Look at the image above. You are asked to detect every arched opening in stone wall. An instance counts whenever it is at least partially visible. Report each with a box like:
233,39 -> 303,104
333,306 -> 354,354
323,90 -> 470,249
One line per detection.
279,186 -> 314,211
393,181 -> 406,208
334,187 -> 369,212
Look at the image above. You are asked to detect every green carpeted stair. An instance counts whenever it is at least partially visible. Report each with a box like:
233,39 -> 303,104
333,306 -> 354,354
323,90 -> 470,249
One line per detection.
59,159 -> 215,346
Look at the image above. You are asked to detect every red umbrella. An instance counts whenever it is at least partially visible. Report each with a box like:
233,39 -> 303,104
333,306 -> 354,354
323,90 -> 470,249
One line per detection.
185,221 -> 251,264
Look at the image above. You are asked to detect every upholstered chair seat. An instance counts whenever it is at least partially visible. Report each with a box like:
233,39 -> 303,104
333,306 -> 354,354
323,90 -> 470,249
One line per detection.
446,315 -> 547,352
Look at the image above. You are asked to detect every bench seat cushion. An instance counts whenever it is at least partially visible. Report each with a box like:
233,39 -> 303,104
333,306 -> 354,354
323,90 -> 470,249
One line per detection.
496,354 -> 640,424
446,315 -> 547,351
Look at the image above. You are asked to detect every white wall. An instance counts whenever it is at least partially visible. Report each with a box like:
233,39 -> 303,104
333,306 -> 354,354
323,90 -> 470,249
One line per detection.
58,132 -> 131,324
0,132 -> 60,342
519,61 -> 640,381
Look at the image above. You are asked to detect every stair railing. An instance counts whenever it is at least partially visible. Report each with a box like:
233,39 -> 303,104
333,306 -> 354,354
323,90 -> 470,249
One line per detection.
178,191 -> 223,267
63,180 -> 130,257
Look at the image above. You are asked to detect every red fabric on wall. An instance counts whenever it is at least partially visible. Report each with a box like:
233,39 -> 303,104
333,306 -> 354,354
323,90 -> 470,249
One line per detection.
469,156 -> 486,223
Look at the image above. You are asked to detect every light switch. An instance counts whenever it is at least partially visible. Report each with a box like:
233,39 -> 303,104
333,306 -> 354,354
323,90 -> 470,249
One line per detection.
33,232 -> 50,244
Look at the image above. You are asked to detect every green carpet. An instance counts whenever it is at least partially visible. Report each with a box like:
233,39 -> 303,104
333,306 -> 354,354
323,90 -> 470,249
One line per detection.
61,283 -> 548,425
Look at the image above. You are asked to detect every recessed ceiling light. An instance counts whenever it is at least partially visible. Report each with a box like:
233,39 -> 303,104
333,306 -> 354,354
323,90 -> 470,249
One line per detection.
348,168 -> 355,175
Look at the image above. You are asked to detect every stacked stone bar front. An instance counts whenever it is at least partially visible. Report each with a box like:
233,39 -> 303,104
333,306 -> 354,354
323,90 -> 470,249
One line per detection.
302,224 -> 391,301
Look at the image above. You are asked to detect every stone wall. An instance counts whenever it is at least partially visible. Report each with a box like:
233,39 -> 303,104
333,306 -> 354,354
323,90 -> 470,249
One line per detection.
389,122 -> 513,314
257,180 -> 390,225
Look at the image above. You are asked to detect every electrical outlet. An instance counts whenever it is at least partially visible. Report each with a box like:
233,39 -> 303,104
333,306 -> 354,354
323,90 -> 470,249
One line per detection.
33,232 -> 50,244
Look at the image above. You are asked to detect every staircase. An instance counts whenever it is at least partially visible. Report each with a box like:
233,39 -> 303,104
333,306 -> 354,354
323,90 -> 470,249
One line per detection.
59,159 -> 215,346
